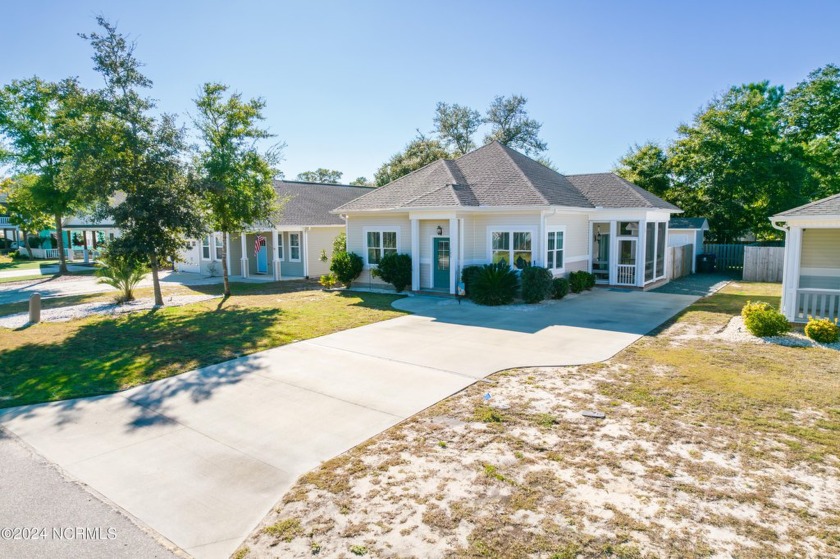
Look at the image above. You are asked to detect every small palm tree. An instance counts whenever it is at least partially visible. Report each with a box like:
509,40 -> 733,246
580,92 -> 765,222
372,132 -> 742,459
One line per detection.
95,246 -> 148,303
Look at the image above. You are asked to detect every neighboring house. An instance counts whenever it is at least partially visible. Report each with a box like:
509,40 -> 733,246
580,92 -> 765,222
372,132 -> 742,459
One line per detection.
770,193 -> 840,322
177,180 -> 372,279
0,194 -> 22,249
333,141 -> 681,293
668,217 -> 709,273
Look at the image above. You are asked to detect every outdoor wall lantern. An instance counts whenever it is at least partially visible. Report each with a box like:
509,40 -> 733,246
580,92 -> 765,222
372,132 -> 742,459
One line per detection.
437,226 -> 443,235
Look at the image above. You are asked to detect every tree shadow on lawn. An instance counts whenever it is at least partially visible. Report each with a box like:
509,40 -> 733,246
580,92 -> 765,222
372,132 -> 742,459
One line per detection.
0,305 -> 283,413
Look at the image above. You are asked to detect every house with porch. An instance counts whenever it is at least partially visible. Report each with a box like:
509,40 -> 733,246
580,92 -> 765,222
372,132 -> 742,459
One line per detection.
770,193 -> 840,322
177,180 -> 372,279
333,141 -> 681,293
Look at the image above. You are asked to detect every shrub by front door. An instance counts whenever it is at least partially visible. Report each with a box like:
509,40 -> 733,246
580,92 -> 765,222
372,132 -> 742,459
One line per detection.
433,237 -> 450,290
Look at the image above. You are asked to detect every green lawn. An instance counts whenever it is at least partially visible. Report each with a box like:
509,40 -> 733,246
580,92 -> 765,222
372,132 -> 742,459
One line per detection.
0,281 -> 405,408
0,255 -> 60,271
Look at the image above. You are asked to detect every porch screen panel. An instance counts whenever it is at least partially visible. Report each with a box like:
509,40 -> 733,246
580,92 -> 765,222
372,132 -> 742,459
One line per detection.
492,232 -> 510,266
645,223 -> 656,282
656,223 -> 666,278
513,232 -> 532,269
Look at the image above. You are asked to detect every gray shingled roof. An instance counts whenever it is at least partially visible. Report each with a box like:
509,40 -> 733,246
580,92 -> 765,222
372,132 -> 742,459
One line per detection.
773,193 -> 840,219
334,142 -> 679,212
669,217 -> 708,230
275,180 -> 372,226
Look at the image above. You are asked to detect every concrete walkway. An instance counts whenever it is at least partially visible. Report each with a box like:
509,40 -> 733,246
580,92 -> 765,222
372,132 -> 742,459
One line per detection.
0,288 -> 698,558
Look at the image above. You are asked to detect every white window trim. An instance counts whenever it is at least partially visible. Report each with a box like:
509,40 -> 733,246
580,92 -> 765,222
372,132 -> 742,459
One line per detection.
213,234 -> 224,261
200,236 -> 211,261
545,226 -> 566,273
362,226 -> 401,267
486,226 -> 537,269
277,232 -> 284,261
289,232 -> 302,262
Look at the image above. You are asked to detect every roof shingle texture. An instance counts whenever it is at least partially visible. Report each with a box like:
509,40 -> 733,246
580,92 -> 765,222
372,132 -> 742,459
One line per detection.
335,142 -> 679,212
274,181 -> 372,225
773,193 -> 840,218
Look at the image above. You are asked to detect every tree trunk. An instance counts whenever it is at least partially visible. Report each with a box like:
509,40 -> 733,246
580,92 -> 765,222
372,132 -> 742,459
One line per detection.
54,214 -> 68,274
221,233 -> 231,297
150,253 -> 164,307
23,232 -> 33,259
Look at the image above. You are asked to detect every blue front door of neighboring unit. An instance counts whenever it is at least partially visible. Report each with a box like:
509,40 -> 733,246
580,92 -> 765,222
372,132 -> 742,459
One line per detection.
256,238 -> 268,273
433,237 -> 450,290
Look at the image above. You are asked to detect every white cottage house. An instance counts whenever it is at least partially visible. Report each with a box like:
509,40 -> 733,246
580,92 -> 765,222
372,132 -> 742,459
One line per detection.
770,193 -> 840,322
333,142 -> 682,293
177,180 -> 372,279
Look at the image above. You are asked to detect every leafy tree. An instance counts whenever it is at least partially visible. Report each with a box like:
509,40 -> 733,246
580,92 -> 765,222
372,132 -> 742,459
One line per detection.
349,176 -> 372,187
483,95 -> 547,155
783,64 -> 840,199
79,18 -> 206,306
193,82 -> 280,297
374,132 -> 451,186
669,82 -> 807,242
0,76 -> 88,272
614,142 -> 673,198
296,168 -> 343,184
434,102 -> 482,155
0,175 -> 53,258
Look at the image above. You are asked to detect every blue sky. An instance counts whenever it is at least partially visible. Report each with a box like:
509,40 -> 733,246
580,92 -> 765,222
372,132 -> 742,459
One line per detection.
3,0 -> 839,181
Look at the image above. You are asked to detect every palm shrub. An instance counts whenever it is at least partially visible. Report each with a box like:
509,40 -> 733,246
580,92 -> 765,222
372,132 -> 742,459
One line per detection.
521,265 -> 554,303
552,277 -> 570,299
461,265 -> 483,297
95,246 -> 148,303
371,252 -> 412,292
471,262 -> 519,306
741,301 -> 791,337
804,316 -> 839,343
330,251 -> 363,287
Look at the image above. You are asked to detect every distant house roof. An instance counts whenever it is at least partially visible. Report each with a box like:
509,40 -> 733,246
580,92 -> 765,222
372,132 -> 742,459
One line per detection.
334,142 -> 680,213
668,217 -> 709,230
275,180 -> 373,226
772,193 -> 840,219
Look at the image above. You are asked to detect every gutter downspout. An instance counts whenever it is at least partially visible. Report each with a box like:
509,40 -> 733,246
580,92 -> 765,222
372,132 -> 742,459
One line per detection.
770,219 -> 793,319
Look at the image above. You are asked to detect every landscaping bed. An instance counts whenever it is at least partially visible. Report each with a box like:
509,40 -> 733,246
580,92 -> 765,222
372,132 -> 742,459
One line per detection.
240,282 -> 840,559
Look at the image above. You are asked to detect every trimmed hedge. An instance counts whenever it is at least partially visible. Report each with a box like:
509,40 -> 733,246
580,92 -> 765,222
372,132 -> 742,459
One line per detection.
521,266 -> 554,304
741,301 -> 791,337
804,316 -> 839,343
552,277 -> 569,299
371,252 -> 412,292
569,271 -> 596,293
461,265 -> 483,297
470,263 -> 519,306
330,251 -> 364,287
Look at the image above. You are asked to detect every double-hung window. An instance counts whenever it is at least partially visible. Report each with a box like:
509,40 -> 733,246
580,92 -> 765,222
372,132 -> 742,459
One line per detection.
490,229 -> 533,270
277,233 -> 284,260
201,236 -> 211,260
546,229 -> 564,271
214,235 -> 224,260
366,230 -> 397,265
289,233 -> 301,261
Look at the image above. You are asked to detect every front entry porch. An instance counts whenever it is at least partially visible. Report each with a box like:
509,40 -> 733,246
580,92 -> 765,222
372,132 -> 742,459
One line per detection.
590,219 -> 668,289
228,229 -> 306,281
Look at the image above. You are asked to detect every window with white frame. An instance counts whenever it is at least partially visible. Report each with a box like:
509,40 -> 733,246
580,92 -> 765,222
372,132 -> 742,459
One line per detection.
490,229 -> 533,269
277,233 -> 284,260
546,229 -> 565,271
214,235 -> 224,260
366,230 -> 397,265
201,236 -> 211,260
289,233 -> 301,261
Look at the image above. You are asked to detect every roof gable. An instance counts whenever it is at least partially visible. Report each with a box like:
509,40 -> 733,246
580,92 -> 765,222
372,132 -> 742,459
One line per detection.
773,193 -> 840,218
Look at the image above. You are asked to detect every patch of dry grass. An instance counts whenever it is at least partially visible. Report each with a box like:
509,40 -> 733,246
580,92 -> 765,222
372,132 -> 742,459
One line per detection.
243,282 -> 840,558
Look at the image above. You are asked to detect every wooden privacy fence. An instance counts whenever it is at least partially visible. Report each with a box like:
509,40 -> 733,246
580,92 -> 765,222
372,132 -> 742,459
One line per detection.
702,243 -> 745,273
743,246 -> 784,282
668,244 -> 693,279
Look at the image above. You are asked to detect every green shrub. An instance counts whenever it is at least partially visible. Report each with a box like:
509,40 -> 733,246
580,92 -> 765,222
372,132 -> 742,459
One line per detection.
95,246 -> 148,303
804,316 -> 839,343
471,262 -> 519,306
319,273 -> 338,289
332,231 -> 346,254
461,265 -> 482,297
370,252 -> 412,292
569,271 -> 595,293
520,265 -> 554,304
329,251 -> 363,287
741,300 -> 791,337
552,277 -> 569,299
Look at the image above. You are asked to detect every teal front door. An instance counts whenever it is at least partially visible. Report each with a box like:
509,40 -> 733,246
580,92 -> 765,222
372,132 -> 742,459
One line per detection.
256,237 -> 268,273
433,237 -> 450,290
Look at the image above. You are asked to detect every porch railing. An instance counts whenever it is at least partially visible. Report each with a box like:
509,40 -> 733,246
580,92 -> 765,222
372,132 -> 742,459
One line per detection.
795,289 -> 840,322
616,264 -> 636,285
0,217 -> 11,225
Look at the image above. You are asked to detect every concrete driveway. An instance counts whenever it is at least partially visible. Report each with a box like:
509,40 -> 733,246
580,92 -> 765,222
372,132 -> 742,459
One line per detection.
0,288 -> 698,559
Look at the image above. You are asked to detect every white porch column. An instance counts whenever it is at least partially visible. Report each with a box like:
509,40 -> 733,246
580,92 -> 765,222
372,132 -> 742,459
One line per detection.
272,228 -> 282,280
239,232 -> 249,279
449,217 -> 459,294
782,226 -> 802,319
410,218 -> 420,291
